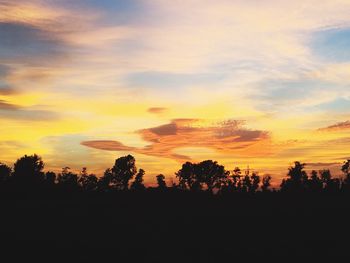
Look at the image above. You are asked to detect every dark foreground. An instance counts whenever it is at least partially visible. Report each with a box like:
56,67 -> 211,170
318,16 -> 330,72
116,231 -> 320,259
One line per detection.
0,192 -> 349,262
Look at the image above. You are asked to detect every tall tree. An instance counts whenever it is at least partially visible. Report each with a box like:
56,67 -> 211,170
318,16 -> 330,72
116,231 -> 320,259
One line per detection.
13,154 -> 44,185
175,162 -> 199,191
280,162 -> 308,192
111,155 -> 137,190
195,160 -> 229,193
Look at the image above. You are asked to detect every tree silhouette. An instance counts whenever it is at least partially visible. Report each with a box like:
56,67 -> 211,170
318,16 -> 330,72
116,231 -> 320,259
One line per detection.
2,153 -> 350,198
57,167 -> 79,191
195,160 -> 228,193
280,162 -> 307,192
175,162 -> 199,191
45,171 -> 56,186
98,168 -> 113,192
111,155 -> 137,190
130,169 -> 146,191
261,175 -> 271,192
242,170 -> 252,193
241,169 -> 260,193
341,160 -> 350,191
78,167 -> 98,192
309,170 -> 322,192
176,160 -> 228,193
156,174 -> 167,190
250,172 -> 260,193
0,163 -> 11,183
12,154 -> 44,185
228,167 -> 242,192
319,169 -> 331,190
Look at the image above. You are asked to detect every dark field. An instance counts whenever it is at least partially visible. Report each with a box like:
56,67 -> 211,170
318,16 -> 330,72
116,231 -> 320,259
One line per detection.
0,192 -> 349,262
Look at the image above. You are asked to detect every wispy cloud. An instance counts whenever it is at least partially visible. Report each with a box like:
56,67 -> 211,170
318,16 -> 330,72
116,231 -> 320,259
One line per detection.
318,121 -> 350,132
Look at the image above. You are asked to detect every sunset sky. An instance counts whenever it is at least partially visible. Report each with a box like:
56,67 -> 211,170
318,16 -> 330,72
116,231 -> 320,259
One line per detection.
1,0 -> 350,185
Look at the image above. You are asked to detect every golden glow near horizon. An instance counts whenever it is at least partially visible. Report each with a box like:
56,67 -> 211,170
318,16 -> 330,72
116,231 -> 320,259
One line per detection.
1,0 -> 350,185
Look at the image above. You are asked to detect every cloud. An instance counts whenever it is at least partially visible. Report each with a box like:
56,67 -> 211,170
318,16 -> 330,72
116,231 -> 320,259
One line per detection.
147,107 -> 168,114
318,121 -> 350,132
81,140 -> 135,152
82,119 -> 270,161
0,99 -> 59,121
0,1 -> 96,32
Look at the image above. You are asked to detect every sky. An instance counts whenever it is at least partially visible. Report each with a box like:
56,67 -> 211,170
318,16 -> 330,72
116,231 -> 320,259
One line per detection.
0,0 -> 350,185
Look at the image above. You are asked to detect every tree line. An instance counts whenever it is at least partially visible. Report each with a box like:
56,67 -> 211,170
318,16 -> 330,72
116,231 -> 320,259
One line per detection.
0,154 -> 350,195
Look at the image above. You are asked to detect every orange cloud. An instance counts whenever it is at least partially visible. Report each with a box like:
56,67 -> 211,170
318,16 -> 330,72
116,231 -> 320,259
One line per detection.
147,107 -> 168,114
318,121 -> 350,132
82,119 -> 270,162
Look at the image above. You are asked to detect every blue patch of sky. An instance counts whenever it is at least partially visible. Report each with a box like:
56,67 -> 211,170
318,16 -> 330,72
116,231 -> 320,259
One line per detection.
61,0 -> 148,26
252,79 -> 345,112
255,80 -> 322,101
0,23 -> 65,60
316,97 -> 350,113
310,28 -> 350,62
